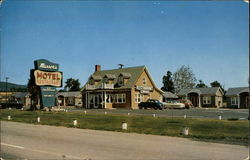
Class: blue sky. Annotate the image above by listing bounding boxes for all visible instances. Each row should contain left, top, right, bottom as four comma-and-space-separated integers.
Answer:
0, 1, 249, 90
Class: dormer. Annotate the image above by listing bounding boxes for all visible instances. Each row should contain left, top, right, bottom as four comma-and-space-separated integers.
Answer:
103, 74, 116, 84
89, 75, 102, 85
118, 72, 131, 86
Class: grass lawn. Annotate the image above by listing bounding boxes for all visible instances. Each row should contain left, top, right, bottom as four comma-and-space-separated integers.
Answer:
1, 109, 249, 146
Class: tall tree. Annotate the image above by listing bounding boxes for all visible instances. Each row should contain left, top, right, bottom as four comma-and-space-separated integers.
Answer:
210, 80, 225, 93
196, 80, 207, 88
27, 78, 40, 110
173, 65, 197, 93
161, 71, 175, 93
64, 78, 81, 91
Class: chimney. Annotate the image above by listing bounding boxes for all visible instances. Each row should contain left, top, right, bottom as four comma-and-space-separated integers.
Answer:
95, 65, 101, 72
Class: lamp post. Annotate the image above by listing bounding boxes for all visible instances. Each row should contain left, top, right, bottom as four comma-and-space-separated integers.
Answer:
5, 77, 9, 105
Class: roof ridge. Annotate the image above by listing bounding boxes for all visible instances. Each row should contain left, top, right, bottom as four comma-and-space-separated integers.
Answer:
95, 65, 145, 72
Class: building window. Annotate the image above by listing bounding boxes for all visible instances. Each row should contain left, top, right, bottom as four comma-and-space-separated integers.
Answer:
135, 93, 143, 103
117, 94, 126, 103
231, 96, 238, 105
118, 76, 123, 86
142, 78, 147, 86
203, 96, 211, 104
89, 79, 94, 85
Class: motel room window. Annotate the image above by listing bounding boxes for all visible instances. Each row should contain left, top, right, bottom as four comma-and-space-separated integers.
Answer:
135, 93, 143, 103
231, 97, 238, 105
203, 96, 211, 104
142, 78, 147, 86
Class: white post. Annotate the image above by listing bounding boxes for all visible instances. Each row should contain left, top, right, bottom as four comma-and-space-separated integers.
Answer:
184, 115, 187, 119
219, 115, 222, 120
128, 113, 130, 116
73, 120, 77, 126
182, 127, 189, 135
37, 117, 40, 123
104, 91, 107, 109
105, 111, 107, 115
8, 115, 11, 120
153, 114, 156, 118
122, 122, 127, 130
84, 110, 87, 114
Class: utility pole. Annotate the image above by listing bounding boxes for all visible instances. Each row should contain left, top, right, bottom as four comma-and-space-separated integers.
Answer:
5, 77, 8, 104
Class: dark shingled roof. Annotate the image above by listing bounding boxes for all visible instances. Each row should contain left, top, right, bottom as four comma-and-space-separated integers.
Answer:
177, 87, 222, 96
226, 87, 249, 96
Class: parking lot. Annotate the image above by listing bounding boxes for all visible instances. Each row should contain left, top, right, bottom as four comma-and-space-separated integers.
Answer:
69, 108, 249, 120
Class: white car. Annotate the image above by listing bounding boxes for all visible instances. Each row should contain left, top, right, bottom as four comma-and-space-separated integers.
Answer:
163, 101, 185, 109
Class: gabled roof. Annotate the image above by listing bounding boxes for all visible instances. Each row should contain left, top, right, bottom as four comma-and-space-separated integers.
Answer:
90, 75, 102, 80
83, 66, 145, 90
226, 87, 249, 96
119, 72, 131, 78
163, 92, 178, 98
104, 74, 116, 79
178, 87, 223, 96
57, 91, 81, 97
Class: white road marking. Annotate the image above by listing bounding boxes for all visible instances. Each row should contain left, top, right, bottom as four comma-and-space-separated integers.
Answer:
1, 143, 24, 149
1, 142, 84, 159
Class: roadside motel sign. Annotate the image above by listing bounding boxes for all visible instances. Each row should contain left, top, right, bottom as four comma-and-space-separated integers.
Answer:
30, 59, 63, 108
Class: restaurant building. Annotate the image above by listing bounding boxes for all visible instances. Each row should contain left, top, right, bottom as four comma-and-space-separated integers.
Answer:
82, 65, 163, 109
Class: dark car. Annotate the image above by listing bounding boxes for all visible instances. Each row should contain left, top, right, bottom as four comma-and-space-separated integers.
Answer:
0, 101, 23, 109
139, 99, 164, 110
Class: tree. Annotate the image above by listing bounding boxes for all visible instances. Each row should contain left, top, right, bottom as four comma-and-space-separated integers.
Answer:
27, 78, 40, 110
173, 65, 197, 93
161, 71, 175, 93
196, 80, 207, 88
210, 80, 225, 93
64, 78, 81, 91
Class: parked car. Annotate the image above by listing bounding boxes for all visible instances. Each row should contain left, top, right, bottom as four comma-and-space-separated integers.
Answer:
0, 100, 23, 109
139, 99, 164, 110
178, 99, 193, 109
164, 100, 185, 109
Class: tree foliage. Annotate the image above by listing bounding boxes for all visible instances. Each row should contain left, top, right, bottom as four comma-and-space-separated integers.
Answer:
196, 80, 207, 88
64, 78, 81, 91
161, 71, 175, 93
210, 80, 225, 93
173, 65, 197, 93
27, 78, 40, 110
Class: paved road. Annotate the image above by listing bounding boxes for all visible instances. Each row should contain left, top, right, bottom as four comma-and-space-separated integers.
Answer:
1, 121, 248, 160
69, 108, 249, 120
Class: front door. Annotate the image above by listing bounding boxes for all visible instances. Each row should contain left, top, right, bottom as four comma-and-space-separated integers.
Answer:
188, 93, 199, 107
